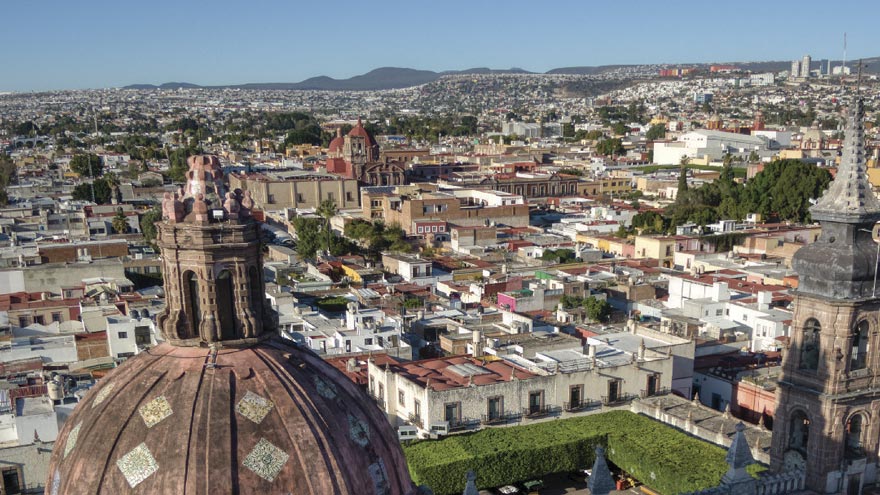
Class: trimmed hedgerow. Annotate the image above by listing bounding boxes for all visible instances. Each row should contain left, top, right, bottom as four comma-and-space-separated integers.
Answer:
404, 410, 753, 495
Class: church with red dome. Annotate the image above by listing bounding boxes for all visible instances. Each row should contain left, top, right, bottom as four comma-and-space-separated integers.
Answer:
326, 118, 408, 187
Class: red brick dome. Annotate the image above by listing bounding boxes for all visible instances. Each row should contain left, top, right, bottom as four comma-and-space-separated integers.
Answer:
348, 118, 376, 147
46, 341, 419, 494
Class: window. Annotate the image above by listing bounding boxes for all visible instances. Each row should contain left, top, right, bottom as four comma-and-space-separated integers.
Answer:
369, 376, 375, 395
851, 321, 869, 371
118, 331, 128, 339
296, 193, 304, 203
346, 192, 354, 202
800, 318, 821, 371
34, 315, 45, 325
364, 338, 373, 346
789, 411, 810, 453
418, 226, 423, 233
607, 379, 620, 403
267, 194, 275, 204
444, 402, 461, 423
646, 374, 660, 397
845, 414, 865, 458
487, 396, 503, 420
2, 467, 21, 494
528, 390, 544, 414
413, 399, 422, 422
398, 390, 406, 407
18, 317, 28, 328
568, 385, 583, 409
52, 312, 62, 323
716, 309, 723, 316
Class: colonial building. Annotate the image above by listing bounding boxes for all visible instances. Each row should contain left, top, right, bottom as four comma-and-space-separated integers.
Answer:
228, 170, 360, 210
770, 99, 880, 494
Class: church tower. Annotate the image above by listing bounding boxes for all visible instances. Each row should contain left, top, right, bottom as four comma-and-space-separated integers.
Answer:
155, 155, 271, 344
770, 99, 880, 494
46, 155, 422, 494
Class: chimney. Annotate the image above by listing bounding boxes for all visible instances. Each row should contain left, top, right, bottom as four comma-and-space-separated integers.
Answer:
472, 329, 482, 357
638, 338, 646, 361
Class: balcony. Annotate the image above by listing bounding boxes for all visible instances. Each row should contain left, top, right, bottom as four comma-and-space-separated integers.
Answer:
640, 387, 671, 399
481, 412, 522, 426
522, 404, 559, 419
448, 418, 480, 432
408, 414, 423, 429
601, 393, 638, 407
370, 394, 385, 410
564, 399, 601, 412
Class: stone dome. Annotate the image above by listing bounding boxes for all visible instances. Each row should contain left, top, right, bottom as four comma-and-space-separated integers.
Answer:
329, 128, 345, 153
46, 340, 419, 494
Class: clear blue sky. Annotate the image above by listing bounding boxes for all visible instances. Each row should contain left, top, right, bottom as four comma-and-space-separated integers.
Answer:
2, 0, 878, 92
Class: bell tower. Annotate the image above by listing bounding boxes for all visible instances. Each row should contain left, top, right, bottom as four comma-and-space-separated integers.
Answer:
155, 155, 273, 345
771, 99, 880, 494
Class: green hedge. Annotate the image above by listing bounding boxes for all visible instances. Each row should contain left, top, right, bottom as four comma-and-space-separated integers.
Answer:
404, 410, 748, 495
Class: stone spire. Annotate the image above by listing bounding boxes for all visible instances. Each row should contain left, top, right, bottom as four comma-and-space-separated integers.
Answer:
791, 97, 880, 300
587, 446, 616, 495
721, 423, 756, 486
810, 98, 880, 224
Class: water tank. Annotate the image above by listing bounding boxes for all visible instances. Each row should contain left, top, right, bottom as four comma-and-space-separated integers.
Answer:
47, 380, 63, 401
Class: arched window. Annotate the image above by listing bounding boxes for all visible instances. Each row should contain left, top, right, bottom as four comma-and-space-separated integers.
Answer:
788, 410, 810, 453
215, 270, 237, 340
249, 266, 262, 320
799, 318, 821, 371
845, 414, 865, 458
183, 271, 200, 338
851, 321, 869, 371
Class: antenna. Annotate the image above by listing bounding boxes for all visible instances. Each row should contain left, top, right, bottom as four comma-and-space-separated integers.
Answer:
843, 32, 847, 77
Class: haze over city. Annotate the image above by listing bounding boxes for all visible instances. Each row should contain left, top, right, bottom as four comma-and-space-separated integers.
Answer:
3, 0, 880, 91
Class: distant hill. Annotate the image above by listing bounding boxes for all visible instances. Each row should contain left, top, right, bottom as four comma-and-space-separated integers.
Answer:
122, 58, 880, 91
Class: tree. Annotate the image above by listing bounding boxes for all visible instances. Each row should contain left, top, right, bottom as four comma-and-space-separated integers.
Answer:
112, 208, 129, 234
0, 155, 16, 206
293, 217, 323, 259
69, 154, 103, 178
596, 138, 624, 156
610, 123, 628, 136
646, 124, 666, 141
584, 297, 611, 322
72, 177, 112, 204
317, 198, 338, 254
140, 208, 162, 244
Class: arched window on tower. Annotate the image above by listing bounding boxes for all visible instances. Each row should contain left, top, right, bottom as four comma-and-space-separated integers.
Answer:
215, 270, 237, 340
788, 410, 810, 453
851, 321, 869, 371
248, 266, 262, 320
799, 318, 821, 371
183, 271, 200, 338
845, 414, 865, 458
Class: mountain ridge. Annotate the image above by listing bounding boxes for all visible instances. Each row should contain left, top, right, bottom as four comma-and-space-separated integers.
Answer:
124, 58, 880, 91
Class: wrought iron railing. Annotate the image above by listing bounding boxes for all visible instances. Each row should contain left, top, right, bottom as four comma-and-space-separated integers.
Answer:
564, 399, 601, 412
601, 393, 638, 406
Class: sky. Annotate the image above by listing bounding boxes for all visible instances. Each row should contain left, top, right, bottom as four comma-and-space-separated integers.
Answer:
2, 0, 880, 92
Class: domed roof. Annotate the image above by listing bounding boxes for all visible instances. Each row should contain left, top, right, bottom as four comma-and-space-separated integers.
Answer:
329, 128, 345, 153
47, 341, 418, 494
348, 118, 376, 147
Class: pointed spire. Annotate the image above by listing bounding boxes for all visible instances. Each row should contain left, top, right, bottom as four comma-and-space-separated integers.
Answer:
462, 470, 479, 495
721, 422, 756, 485
587, 446, 617, 495
811, 97, 880, 223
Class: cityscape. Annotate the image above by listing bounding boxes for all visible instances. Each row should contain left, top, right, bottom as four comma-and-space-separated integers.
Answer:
3, 3, 880, 495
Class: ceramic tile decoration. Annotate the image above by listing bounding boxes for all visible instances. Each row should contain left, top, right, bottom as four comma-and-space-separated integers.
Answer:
314, 375, 338, 400
348, 413, 370, 448
235, 391, 274, 424
63, 422, 82, 458
50, 469, 61, 495
243, 438, 289, 482
116, 443, 158, 488
92, 383, 116, 408
139, 396, 173, 428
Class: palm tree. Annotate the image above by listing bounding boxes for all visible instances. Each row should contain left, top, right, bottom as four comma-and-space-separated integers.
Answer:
317, 198, 338, 255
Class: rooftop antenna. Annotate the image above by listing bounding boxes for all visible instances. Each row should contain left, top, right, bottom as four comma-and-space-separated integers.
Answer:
843, 33, 847, 78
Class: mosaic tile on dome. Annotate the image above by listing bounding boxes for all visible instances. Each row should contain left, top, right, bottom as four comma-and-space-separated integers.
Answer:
235, 391, 274, 424
243, 438, 289, 482
63, 422, 82, 458
139, 396, 173, 428
116, 443, 158, 488
92, 383, 116, 408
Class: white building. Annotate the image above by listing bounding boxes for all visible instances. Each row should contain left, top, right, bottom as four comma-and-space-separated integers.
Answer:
106, 315, 159, 360
653, 130, 768, 165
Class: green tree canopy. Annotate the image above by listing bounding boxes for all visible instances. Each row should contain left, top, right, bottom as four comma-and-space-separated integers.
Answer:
112, 208, 129, 234
70, 154, 103, 177
596, 138, 624, 156
646, 124, 666, 141
72, 177, 113, 204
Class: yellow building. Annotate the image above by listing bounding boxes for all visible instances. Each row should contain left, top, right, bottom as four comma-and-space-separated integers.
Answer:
634, 235, 677, 267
